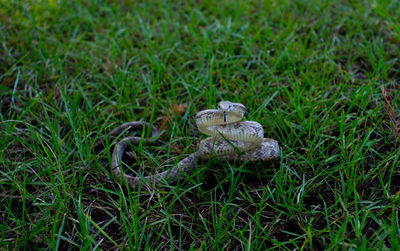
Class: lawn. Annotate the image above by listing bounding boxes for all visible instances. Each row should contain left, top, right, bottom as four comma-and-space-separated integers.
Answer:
1, 0, 400, 249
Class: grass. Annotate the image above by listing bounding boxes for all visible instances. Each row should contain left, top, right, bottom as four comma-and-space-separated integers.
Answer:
1, 0, 400, 249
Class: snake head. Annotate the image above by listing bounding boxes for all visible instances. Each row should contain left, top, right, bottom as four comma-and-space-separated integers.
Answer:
218, 101, 246, 122
218, 101, 245, 112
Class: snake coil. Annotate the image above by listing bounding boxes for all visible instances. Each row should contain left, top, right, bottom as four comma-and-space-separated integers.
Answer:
111, 101, 280, 187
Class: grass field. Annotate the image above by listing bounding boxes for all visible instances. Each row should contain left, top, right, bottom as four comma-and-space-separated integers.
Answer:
1, 0, 400, 249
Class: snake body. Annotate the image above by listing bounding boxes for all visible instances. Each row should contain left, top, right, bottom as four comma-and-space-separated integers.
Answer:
112, 101, 280, 187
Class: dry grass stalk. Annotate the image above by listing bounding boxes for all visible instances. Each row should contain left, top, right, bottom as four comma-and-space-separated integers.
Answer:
381, 85, 400, 148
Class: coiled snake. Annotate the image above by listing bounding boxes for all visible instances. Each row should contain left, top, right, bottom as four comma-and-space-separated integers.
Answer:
111, 101, 280, 187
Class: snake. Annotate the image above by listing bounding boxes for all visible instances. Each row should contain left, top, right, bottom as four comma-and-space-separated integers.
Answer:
111, 101, 280, 187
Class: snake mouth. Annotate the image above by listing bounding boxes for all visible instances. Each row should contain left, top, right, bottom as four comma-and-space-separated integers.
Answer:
223, 111, 226, 123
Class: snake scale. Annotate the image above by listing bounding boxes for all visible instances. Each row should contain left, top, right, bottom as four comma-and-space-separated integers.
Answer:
111, 101, 280, 187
